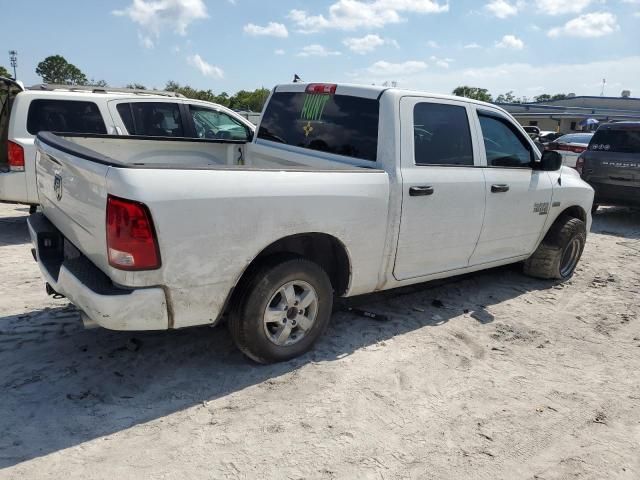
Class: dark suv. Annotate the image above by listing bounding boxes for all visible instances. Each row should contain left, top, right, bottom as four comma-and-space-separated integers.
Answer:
576, 122, 640, 213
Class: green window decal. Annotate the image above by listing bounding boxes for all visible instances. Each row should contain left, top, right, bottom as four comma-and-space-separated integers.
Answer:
300, 94, 330, 122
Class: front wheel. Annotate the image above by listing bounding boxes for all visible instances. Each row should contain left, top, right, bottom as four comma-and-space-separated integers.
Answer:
524, 215, 586, 280
229, 257, 333, 363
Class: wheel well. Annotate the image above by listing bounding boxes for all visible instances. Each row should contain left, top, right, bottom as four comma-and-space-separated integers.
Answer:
240, 233, 351, 296
559, 205, 587, 222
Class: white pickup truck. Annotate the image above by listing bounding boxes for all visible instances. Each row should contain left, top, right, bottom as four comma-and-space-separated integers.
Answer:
28, 82, 594, 363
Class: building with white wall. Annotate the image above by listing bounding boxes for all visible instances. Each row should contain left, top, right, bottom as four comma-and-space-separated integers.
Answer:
497, 94, 640, 133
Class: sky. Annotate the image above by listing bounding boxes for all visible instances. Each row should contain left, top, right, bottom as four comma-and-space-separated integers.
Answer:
2, 0, 639, 99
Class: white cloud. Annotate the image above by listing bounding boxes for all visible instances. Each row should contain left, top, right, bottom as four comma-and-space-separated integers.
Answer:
430, 55, 453, 68
463, 42, 481, 49
138, 32, 155, 48
548, 12, 619, 38
348, 56, 640, 99
343, 34, 397, 53
367, 60, 428, 75
534, 0, 592, 15
187, 54, 224, 78
288, 0, 449, 32
483, 0, 594, 19
243, 22, 289, 38
113, 0, 208, 41
426, 40, 439, 48
496, 34, 524, 49
485, 0, 518, 19
274, 49, 286, 55
297, 44, 342, 57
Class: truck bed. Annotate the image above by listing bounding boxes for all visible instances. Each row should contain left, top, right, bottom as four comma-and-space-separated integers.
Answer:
38, 132, 373, 171
33, 131, 390, 330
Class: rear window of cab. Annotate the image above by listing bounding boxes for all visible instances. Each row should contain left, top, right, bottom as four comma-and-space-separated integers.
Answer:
258, 91, 379, 162
590, 127, 640, 154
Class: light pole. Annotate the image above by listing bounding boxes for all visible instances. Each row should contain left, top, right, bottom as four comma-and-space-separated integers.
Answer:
9, 50, 17, 79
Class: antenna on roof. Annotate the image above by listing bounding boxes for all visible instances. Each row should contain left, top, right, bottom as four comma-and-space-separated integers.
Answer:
293, 74, 302, 83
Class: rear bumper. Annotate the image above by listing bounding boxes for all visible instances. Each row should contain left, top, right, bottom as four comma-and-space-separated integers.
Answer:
588, 181, 640, 207
27, 213, 169, 331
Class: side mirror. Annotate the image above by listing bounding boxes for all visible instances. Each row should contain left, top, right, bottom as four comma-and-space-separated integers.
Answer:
536, 150, 562, 171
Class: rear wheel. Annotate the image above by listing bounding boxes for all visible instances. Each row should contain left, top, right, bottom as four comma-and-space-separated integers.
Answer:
524, 215, 586, 280
229, 257, 333, 363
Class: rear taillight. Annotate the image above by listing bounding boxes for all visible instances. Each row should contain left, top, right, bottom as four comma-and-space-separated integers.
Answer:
106, 195, 160, 270
8, 141, 25, 172
305, 83, 337, 94
575, 155, 585, 175
554, 143, 587, 154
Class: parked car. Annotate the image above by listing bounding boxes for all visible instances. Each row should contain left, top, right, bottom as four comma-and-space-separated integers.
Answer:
28, 82, 594, 363
523, 126, 540, 136
576, 121, 640, 213
539, 131, 563, 143
0, 77, 254, 210
546, 132, 594, 168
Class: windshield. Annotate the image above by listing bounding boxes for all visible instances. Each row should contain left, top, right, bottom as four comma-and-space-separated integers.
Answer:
258, 91, 379, 162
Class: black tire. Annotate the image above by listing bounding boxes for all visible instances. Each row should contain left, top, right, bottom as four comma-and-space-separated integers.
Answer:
591, 203, 599, 214
228, 257, 333, 364
524, 215, 586, 280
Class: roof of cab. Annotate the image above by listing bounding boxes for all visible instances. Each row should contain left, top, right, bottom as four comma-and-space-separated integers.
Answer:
274, 82, 507, 111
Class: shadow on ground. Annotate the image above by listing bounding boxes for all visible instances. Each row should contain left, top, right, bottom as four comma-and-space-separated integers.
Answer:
0, 215, 30, 246
0, 263, 557, 468
591, 206, 640, 240
0, 207, 636, 468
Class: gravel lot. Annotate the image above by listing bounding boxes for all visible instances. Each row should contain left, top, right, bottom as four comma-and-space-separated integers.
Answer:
1, 202, 639, 480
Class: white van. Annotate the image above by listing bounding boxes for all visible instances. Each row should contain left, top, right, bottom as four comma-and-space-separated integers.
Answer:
0, 78, 255, 210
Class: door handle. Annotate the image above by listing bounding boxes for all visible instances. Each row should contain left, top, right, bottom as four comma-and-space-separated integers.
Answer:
409, 186, 434, 197
491, 184, 510, 193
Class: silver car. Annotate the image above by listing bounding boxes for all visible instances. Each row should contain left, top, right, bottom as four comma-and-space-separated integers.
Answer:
547, 133, 594, 168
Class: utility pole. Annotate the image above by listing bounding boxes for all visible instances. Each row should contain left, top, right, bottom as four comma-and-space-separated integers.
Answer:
600, 78, 606, 97
9, 50, 17, 79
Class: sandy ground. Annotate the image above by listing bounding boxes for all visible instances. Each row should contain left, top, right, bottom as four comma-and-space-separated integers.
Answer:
0, 202, 639, 480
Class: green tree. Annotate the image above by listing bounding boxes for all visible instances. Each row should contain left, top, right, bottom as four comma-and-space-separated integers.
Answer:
88, 79, 107, 87
495, 91, 518, 103
228, 88, 270, 111
126, 83, 147, 90
35, 55, 88, 85
163, 82, 269, 110
534, 94, 552, 102
452, 86, 493, 102
0, 65, 12, 79
534, 93, 568, 103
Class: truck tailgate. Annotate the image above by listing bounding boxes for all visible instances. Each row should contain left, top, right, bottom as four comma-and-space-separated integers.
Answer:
35, 135, 111, 273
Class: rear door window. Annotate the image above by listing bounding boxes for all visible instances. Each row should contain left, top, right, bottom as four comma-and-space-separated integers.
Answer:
116, 102, 184, 137
27, 100, 107, 135
589, 128, 640, 154
258, 91, 379, 162
413, 102, 474, 166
